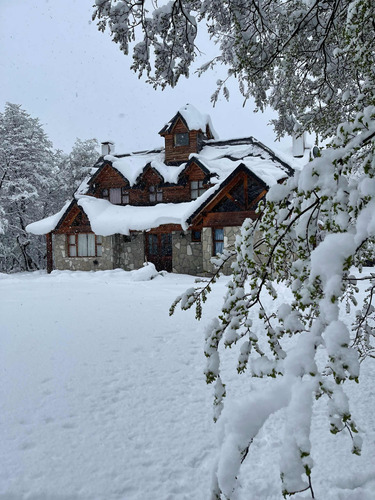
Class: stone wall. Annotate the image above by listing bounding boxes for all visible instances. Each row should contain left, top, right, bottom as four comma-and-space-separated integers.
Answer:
53, 233, 114, 271
202, 226, 240, 275
113, 232, 145, 271
172, 231, 203, 275
53, 226, 254, 275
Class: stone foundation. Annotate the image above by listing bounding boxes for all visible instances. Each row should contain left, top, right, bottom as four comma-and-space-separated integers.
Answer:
53, 226, 247, 275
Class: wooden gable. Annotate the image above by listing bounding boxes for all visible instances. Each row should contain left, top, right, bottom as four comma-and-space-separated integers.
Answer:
141, 165, 164, 186
189, 167, 267, 228
180, 160, 210, 182
89, 163, 129, 194
160, 115, 201, 165
54, 202, 92, 234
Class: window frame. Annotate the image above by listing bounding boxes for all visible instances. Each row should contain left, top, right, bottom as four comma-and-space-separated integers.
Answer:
212, 228, 224, 255
191, 229, 202, 242
190, 180, 206, 199
67, 233, 103, 258
149, 185, 163, 203
174, 132, 189, 147
121, 187, 130, 204
102, 187, 129, 205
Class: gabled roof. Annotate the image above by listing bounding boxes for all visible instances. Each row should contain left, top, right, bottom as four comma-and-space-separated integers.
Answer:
177, 157, 212, 182
159, 103, 217, 139
26, 134, 294, 236
80, 136, 292, 193
185, 163, 267, 225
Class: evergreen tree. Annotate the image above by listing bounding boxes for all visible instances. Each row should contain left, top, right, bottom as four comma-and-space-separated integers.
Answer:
62, 138, 99, 196
95, 1, 375, 497
0, 103, 56, 272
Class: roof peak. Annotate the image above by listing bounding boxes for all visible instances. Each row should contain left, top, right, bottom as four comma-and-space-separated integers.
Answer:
159, 104, 218, 139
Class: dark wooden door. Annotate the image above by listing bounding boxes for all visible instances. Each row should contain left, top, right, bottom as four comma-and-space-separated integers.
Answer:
146, 233, 172, 272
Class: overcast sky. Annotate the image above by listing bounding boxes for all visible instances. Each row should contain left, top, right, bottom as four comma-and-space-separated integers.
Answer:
1, 0, 291, 155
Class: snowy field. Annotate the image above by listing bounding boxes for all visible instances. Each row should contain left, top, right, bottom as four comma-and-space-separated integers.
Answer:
0, 269, 374, 500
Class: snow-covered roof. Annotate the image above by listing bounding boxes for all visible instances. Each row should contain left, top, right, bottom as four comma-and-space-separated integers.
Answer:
26, 200, 72, 235
76, 188, 220, 235
159, 103, 218, 139
26, 136, 293, 236
85, 137, 292, 190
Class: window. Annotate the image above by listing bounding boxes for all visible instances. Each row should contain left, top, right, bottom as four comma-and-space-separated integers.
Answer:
67, 234, 102, 257
191, 230, 201, 242
149, 186, 163, 203
148, 234, 158, 255
102, 188, 129, 205
190, 180, 206, 199
121, 188, 130, 204
213, 228, 224, 255
174, 133, 189, 147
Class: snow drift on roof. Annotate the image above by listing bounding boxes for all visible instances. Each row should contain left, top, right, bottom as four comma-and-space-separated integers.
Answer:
26, 200, 71, 235
81, 137, 289, 193
26, 135, 292, 236
161, 103, 218, 139
76, 188, 219, 235
178, 103, 218, 139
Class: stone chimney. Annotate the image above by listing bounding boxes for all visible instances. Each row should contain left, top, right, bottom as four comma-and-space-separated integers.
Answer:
101, 141, 115, 156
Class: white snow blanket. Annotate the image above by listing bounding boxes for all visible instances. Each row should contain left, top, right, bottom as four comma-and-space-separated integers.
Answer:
0, 270, 374, 499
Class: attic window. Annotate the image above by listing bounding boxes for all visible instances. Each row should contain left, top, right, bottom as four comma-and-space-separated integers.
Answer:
191, 180, 206, 199
174, 133, 189, 147
102, 188, 129, 205
149, 186, 163, 203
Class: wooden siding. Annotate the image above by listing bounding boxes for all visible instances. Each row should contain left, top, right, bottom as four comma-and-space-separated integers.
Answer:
202, 211, 259, 227
89, 161, 212, 206
91, 164, 129, 190
163, 119, 201, 164
146, 224, 182, 233
182, 162, 208, 181
54, 204, 92, 234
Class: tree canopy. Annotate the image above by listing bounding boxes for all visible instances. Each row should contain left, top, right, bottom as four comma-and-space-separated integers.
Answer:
0, 103, 99, 273
93, 0, 375, 137
94, 1, 375, 498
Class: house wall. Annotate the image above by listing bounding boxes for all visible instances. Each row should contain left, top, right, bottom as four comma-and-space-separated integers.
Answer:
53, 234, 114, 271
113, 233, 145, 271
202, 226, 240, 275
172, 231, 203, 275
91, 162, 210, 206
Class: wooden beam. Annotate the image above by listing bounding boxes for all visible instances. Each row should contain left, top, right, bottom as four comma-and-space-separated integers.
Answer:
244, 175, 248, 208
203, 211, 259, 227
46, 232, 53, 274
225, 191, 246, 211
249, 189, 267, 209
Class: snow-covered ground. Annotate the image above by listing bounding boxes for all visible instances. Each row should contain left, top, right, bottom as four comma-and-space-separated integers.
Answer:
0, 270, 374, 499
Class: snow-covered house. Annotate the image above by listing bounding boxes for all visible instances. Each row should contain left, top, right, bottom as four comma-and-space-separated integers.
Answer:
27, 104, 294, 275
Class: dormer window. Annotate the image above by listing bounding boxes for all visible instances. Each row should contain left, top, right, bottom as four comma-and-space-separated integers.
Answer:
102, 187, 129, 205
191, 180, 206, 199
174, 133, 189, 147
149, 186, 163, 203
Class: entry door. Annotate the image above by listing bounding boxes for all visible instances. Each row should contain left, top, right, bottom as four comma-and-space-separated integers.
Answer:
146, 233, 172, 272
